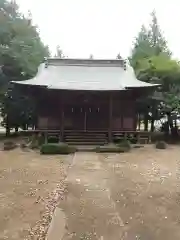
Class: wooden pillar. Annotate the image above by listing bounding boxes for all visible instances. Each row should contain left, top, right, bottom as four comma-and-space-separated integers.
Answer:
108, 93, 113, 143
61, 99, 64, 142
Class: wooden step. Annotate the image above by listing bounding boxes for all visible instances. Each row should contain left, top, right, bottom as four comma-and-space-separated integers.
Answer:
65, 138, 106, 141
63, 131, 108, 145
66, 142, 106, 146
64, 133, 106, 137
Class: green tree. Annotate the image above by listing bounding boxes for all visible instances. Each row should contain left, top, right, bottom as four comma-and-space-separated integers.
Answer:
137, 55, 180, 133
129, 11, 179, 134
129, 11, 171, 70
0, 0, 49, 135
148, 11, 171, 56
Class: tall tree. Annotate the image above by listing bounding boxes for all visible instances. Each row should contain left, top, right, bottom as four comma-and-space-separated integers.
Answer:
148, 10, 171, 56
129, 25, 153, 69
129, 11, 171, 70
129, 10, 178, 134
0, 0, 49, 135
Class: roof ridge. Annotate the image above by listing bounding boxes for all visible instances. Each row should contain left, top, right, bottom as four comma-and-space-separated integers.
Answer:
45, 58, 127, 69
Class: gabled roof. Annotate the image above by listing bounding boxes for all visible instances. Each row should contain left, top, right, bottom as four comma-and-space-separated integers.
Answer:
12, 58, 159, 91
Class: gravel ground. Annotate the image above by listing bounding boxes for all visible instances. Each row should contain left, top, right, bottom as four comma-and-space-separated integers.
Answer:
1, 145, 180, 239
0, 149, 72, 240
59, 146, 180, 240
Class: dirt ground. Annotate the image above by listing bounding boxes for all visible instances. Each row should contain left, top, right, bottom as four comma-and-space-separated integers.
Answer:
1, 146, 180, 240
0, 149, 71, 240
59, 146, 180, 240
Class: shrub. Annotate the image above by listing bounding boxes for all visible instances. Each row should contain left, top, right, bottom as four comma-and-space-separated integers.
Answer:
117, 140, 131, 152
113, 136, 122, 144
40, 143, 77, 155
155, 141, 167, 149
48, 136, 59, 143
3, 141, 17, 151
95, 143, 130, 153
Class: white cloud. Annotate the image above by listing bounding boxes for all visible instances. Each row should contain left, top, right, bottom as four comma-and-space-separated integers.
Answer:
16, 0, 180, 59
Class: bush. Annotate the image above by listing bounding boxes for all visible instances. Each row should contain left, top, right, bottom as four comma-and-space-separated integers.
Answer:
40, 143, 77, 155
113, 136, 122, 144
95, 147, 126, 153
155, 141, 167, 149
3, 141, 17, 151
117, 140, 131, 152
95, 143, 130, 153
48, 136, 59, 143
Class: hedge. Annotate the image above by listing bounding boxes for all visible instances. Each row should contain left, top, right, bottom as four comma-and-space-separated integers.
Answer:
95, 144, 131, 153
40, 143, 77, 155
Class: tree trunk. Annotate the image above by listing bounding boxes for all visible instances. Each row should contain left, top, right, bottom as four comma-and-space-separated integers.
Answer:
151, 118, 155, 132
22, 124, 27, 130
167, 112, 173, 133
5, 116, 10, 137
138, 114, 141, 130
175, 119, 177, 128
6, 125, 10, 137
144, 113, 149, 131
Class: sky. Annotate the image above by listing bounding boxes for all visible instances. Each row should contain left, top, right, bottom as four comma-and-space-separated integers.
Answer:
16, 0, 180, 59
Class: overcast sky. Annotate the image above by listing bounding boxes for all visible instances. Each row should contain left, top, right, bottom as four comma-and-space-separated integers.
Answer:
16, 0, 179, 59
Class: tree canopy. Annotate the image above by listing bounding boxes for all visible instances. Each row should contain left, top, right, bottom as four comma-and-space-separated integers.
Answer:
129, 10, 180, 134
129, 10, 171, 69
0, 0, 49, 134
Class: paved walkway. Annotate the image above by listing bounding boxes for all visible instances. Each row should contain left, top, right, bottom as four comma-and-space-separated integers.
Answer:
48, 148, 180, 240
59, 152, 126, 240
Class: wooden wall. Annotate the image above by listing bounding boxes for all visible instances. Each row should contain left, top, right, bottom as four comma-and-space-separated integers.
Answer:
36, 90, 137, 131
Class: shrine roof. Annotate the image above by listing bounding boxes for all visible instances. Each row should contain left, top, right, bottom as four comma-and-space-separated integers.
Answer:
12, 58, 159, 91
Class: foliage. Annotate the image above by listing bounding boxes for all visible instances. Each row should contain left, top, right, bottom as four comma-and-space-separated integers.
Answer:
0, 0, 49, 135
48, 136, 59, 143
117, 140, 131, 151
155, 141, 167, 149
95, 143, 131, 153
40, 143, 77, 155
129, 10, 180, 133
129, 11, 171, 69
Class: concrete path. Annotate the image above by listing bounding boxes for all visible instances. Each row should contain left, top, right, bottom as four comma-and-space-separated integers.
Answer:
47, 148, 180, 240
59, 152, 126, 240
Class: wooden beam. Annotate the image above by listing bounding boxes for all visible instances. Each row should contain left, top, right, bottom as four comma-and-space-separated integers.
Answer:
108, 93, 113, 142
